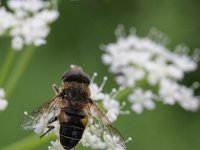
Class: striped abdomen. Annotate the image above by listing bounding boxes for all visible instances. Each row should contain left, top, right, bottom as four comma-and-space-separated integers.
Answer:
59, 109, 88, 150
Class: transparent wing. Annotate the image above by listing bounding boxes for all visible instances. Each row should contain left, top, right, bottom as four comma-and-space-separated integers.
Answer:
20, 95, 62, 130
89, 100, 126, 150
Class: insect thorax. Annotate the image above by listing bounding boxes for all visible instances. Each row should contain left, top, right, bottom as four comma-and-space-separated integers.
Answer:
62, 82, 90, 103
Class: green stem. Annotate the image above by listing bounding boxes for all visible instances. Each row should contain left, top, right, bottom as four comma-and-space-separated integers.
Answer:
5, 47, 35, 98
116, 87, 133, 100
0, 49, 16, 86
1, 134, 56, 150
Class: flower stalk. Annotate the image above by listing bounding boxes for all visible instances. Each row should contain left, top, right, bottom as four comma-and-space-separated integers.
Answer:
1, 134, 56, 150
5, 46, 35, 98
0, 49, 16, 86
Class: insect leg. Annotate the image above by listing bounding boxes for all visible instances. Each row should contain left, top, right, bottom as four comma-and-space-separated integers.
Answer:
48, 108, 58, 124
48, 116, 58, 124
40, 126, 55, 138
52, 84, 60, 94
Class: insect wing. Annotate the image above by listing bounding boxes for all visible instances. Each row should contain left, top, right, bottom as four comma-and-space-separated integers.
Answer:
89, 101, 126, 150
20, 95, 62, 130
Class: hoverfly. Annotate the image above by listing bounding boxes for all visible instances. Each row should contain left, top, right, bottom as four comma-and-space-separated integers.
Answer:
20, 66, 126, 150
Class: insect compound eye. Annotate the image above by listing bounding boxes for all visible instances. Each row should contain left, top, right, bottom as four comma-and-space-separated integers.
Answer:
62, 66, 90, 85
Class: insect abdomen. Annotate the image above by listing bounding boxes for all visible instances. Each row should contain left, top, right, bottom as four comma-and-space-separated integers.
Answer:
60, 114, 87, 150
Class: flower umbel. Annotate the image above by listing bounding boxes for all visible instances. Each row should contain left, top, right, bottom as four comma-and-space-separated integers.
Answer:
102, 25, 200, 113
81, 73, 129, 149
0, 0, 59, 50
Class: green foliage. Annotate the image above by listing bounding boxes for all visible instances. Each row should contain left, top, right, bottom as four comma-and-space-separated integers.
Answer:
0, 0, 200, 150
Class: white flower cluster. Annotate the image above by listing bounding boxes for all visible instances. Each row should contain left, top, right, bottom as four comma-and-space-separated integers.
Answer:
128, 88, 155, 114
81, 119, 107, 149
82, 121, 129, 150
48, 140, 65, 150
81, 73, 128, 149
0, 0, 59, 50
0, 88, 8, 111
102, 26, 200, 113
90, 73, 127, 122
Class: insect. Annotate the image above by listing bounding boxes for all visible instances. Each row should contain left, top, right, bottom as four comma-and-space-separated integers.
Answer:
20, 66, 126, 150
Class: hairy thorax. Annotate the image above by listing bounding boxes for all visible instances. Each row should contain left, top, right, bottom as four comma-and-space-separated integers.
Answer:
60, 82, 91, 110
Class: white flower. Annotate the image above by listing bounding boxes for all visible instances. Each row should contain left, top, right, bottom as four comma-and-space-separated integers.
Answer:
176, 85, 199, 111
102, 27, 198, 83
0, 0, 59, 50
159, 79, 199, 111
11, 36, 24, 50
115, 66, 145, 87
90, 73, 127, 122
128, 88, 155, 114
0, 99, 8, 111
158, 79, 180, 105
0, 8, 16, 35
89, 73, 107, 101
172, 55, 197, 72
81, 126, 106, 149
90, 83, 105, 101
103, 94, 121, 122
48, 140, 64, 150
104, 133, 126, 150
102, 26, 200, 113
0, 88, 8, 111
8, 0, 45, 13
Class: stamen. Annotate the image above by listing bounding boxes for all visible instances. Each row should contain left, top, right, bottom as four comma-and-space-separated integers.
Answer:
24, 111, 35, 119
120, 110, 130, 115
99, 76, 108, 91
120, 102, 126, 109
111, 86, 124, 98
112, 92, 120, 99
125, 137, 132, 143
70, 64, 75, 69
24, 111, 28, 115
119, 102, 130, 115
115, 24, 125, 38
109, 88, 117, 97
119, 86, 126, 91
129, 27, 137, 35
91, 72, 98, 83
148, 27, 170, 45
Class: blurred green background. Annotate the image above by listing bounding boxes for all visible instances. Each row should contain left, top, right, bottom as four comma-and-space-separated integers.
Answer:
0, 0, 200, 150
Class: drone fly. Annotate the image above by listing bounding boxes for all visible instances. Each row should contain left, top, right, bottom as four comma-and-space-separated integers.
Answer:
20, 66, 126, 150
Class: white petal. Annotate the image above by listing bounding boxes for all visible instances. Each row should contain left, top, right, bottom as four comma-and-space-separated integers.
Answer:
0, 99, 8, 111
0, 89, 5, 97
131, 103, 143, 114
144, 100, 155, 110
11, 36, 24, 50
